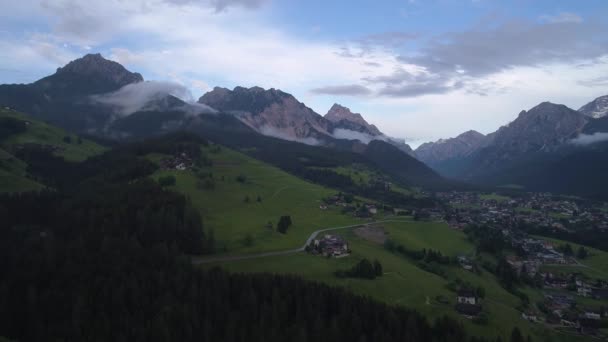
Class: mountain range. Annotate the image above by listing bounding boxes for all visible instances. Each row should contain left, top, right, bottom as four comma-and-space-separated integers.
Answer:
415, 96, 608, 198
2, 53, 607, 198
0, 53, 439, 187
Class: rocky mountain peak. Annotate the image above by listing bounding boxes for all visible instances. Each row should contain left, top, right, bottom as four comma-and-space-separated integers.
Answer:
325, 103, 381, 136
415, 130, 488, 166
54, 53, 143, 86
198, 86, 331, 141
578, 95, 608, 119
198, 86, 295, 114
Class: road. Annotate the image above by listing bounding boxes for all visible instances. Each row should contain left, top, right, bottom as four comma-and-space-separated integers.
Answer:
191, 219, 411, 265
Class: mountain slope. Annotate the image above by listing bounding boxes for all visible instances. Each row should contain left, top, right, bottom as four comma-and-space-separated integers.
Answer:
415, 130, 488, 169
579, 94, 608, 119
199, 86, 332, 142
325, 103, 382, 136
0, 54, 143, 132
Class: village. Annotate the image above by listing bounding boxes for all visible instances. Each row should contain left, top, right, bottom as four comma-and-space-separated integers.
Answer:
314, 190, 608, 337
438, 191, 608, 336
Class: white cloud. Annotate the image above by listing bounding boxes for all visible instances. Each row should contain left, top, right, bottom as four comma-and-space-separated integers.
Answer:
540, 12, 583, 24
1, 1, 608, 146
570, 132, 608, 146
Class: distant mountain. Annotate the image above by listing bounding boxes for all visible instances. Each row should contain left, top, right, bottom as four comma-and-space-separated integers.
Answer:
0, 53, 144, 131
0, 54, 442, 189
579, 95, 608, 119
421, 100, 608, 198
325, 103, 382, 136
199, 86, 332, 142
34, 53, 143, 97
415, 130, 489, 168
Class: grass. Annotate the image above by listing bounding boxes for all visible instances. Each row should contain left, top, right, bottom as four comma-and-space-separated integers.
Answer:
0, 109, 106, 162
0, 109, 106, 193
151, 145, 363, 254
479, 193, 510, 202
310, 164, 418, 197
383, 220, 475, 256
0, 168, 44, 193
209, 221, 586, 341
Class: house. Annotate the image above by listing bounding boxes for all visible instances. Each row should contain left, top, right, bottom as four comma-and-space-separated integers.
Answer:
521, 311, 538, 323
457, 289, 478, 305
592, 288, 608, 300
457, 256, 473, 271
583, 309, 601, 320
455, 303, 482, 318
578, 317, 601, 335
312, 234, 349, 257
560, 312, 578, 327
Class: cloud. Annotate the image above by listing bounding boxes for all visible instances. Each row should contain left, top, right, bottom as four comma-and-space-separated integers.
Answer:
578, 75, 608, 88
570, 132, 608, 146
401, 17, 608, 79
340, 16, 608, 99
310, 84, 372, 96
332, 128, 377, 144
163, 0, 269, 12
259, 126, 320, 146
540, 12, 583, 24
358, 31, 418, 48
90, 80, 216, 115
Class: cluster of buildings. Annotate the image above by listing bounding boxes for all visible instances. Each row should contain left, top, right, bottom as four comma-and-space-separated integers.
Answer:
439, 192, 608, 233
308, 234, 349, 257
159, 152, 195, 171
538, 293, 605, 336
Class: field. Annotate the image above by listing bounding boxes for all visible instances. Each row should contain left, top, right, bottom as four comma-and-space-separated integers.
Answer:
151, 145, 364, 254
0, 109, 105, 193
311, 164, 417, 197
210, 220, 591, 341
479, 193, 511, 202
0, 109, 106, 162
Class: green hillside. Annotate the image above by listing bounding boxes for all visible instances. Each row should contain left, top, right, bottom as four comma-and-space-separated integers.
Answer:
0, 108, 105, 162
0, 108, 106, 193
150, 144, 367, 254
210, 220, 600, 342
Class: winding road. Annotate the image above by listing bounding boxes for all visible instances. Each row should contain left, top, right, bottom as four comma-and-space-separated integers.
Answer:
191, 219, 411, 265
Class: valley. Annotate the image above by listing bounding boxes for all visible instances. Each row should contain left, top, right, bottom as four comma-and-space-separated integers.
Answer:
1, 52, 608, 342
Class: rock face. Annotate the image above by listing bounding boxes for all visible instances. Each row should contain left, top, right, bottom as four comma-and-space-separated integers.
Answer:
199, 86, 332, 141
325, 103, 382, 136
578, 95, 608, 119
415, 130, 488, 166
34, 53, 143, 96
488, 102, 587, 157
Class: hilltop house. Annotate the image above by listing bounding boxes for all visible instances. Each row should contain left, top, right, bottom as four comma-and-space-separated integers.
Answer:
457, 289, 478, 305
455, 289, 482, 318
311, 234, 349, 257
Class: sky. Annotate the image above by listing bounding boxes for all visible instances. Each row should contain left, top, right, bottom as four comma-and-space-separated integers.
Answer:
1, 0, 608, 147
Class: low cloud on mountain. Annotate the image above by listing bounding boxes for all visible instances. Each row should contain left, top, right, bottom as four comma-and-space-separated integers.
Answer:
90, 81, 216, 115
259, 126, 321, 146
570, 132, 608, 146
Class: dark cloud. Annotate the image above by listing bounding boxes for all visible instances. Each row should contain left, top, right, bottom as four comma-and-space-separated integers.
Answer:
357, 17, 608, 98
379, 80, 463, 97
363, 68, 460, 98
163, 0, 268, 12
401, 18, 608, 78
310, 84, 372, 96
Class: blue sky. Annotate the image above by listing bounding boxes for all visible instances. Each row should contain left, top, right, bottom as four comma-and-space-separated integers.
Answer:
1, 0, 608, 146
